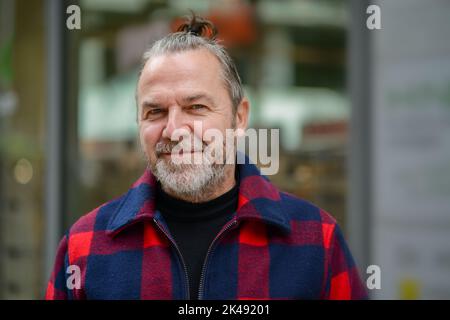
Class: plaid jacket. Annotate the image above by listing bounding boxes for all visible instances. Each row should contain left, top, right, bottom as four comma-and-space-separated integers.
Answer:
46, 161, 367, 300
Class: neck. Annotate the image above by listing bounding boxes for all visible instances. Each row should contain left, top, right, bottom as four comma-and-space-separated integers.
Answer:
161, 164, 236, 203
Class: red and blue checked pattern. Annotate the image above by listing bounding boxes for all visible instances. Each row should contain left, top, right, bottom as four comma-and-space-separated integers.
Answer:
46, 161, 367, 300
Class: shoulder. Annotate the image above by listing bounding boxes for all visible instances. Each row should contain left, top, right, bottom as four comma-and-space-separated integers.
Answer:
278, 191, 337, 225
275, 190, 342, 250
58, 195, 127, 267
67, 194, 126, 236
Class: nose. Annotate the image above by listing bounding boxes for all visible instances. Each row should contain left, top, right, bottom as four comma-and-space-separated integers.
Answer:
161, 107, 190, 141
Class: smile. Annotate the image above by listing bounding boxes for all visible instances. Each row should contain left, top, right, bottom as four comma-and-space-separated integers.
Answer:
161, 150, 202, 156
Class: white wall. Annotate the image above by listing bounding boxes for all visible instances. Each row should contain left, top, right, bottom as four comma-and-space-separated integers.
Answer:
370, 0, 450, 299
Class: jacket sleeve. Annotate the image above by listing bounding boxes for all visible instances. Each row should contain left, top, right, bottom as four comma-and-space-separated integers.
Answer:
45, 235, 70, 300
323, 224, 368, 300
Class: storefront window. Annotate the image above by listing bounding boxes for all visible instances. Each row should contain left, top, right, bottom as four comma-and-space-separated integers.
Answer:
67, 0, 350, 230
0, 0, 351, 299
0, 0, 46, 299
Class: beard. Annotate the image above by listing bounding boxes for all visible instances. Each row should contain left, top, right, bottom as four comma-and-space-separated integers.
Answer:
152, 159, 227, 200
148, 139, 229, 202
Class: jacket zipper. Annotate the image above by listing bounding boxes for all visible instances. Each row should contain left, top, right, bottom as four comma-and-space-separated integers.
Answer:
198, 219, 239, 300
153, 217, 191, 300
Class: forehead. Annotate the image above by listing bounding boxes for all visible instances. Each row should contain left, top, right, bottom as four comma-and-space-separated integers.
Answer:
137, 48, 226, 102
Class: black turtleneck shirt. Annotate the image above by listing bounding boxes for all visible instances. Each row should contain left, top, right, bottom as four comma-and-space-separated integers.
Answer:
155, 183, 239, 299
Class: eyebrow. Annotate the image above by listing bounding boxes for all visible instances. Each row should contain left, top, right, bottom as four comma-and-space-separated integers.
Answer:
181, 94, 217, 108
140, 93, 217, 109
141, 101, 162, 109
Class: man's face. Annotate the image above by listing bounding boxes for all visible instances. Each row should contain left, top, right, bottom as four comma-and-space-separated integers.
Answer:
136, 48, 240, 197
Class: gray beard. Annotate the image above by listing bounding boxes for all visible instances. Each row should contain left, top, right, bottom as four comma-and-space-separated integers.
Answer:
150, 157, 227, 202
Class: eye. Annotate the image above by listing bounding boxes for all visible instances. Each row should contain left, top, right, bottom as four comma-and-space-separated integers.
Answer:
189, 104, 206, 110
149, 108, 162, 114
142, 108, 165, 121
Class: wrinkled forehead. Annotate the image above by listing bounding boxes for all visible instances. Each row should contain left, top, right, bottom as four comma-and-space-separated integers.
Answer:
137, 49, 224, 95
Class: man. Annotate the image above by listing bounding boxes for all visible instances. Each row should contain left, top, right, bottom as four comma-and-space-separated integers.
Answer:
46, 15, 367, 300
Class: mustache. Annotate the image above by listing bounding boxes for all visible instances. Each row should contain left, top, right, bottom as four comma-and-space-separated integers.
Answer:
155, 139, 207, 155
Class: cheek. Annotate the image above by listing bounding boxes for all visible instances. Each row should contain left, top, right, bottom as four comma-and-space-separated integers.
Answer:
202, 117, 231, 138
139, 124, 162, 152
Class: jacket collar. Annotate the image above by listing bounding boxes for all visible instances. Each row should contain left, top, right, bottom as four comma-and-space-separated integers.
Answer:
106, 159, 291, 237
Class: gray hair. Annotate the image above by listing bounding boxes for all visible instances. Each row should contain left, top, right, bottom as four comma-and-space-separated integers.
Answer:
136, 16, 244, 113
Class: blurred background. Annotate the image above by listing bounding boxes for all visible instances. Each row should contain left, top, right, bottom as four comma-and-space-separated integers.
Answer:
0, 0, 449, 299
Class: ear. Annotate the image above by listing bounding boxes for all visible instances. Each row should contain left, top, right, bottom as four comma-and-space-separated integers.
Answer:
234, 97, 250, 130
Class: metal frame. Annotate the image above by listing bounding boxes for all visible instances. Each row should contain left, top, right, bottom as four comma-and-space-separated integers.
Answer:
347, 0, 372, 283
44, 0, 64, 286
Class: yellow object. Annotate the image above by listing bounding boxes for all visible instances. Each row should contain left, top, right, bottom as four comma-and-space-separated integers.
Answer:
399, 277, 421, 300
